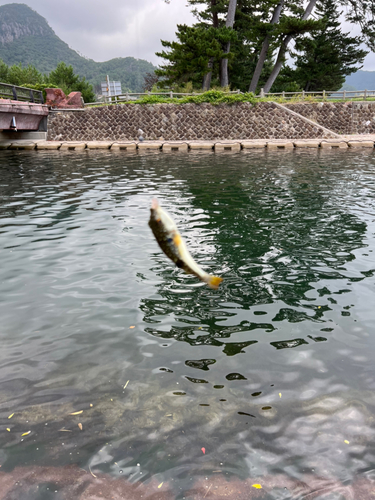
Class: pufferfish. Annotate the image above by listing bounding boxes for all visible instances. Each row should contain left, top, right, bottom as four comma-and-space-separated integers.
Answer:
148, 198, 223, 289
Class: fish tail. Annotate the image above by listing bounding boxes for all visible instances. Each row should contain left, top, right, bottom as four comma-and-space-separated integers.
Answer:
205, 275, 223, 289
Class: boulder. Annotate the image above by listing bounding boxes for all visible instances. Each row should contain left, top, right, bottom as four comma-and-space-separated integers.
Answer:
45, 88, 83, 109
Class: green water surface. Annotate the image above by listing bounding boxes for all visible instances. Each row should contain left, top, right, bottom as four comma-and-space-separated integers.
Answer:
0, 149, 375, 496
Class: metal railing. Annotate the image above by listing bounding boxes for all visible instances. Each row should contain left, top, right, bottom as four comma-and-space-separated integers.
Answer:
258, 89, 375, 100
84, 88, 375, 106
0, 82, 44, 104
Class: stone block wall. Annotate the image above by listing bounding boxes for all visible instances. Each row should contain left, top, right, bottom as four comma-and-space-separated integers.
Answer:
47, 102, 333, 142
286, 101, 375, 135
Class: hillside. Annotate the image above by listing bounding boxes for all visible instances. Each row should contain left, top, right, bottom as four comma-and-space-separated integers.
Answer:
0, 3, 156, 92
344, 70, 375, 91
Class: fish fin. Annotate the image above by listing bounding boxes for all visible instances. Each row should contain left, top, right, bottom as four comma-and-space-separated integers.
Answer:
206, 275, 223, 289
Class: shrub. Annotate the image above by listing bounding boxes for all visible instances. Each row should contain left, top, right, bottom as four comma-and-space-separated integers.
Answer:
119, 90, 257, 106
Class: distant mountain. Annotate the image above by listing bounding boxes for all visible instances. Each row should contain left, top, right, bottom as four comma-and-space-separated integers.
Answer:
0, 3, 157, 92
344, 70, 375, 91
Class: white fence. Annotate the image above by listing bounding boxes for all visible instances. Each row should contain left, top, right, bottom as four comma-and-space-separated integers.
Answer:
258, 89, 375, 100
84, 89, 375, 106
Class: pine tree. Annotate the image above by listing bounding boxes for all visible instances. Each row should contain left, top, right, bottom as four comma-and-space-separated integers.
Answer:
290, 0, 368, 91
158, 0, 375, 92
156, 24, 235, 89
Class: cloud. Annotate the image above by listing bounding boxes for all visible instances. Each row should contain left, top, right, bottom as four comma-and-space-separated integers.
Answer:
0, 0, 196, 65
1, 1, 375, 71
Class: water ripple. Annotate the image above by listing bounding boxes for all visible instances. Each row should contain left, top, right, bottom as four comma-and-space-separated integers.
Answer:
0, 150, 375, 491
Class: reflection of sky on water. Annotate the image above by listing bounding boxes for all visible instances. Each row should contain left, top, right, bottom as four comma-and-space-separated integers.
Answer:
0, 150, 375, 492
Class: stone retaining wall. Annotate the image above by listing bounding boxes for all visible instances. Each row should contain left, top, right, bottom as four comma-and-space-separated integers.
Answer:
47, 101, 375, 141
286, 101, 375, 135
47, 102, 334, 142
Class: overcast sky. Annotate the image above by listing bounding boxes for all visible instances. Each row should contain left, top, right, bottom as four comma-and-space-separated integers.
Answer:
1, 0, 375, 70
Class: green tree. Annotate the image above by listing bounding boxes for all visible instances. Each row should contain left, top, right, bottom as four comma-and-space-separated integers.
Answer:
161, 0, 375, 93
287, 0, 368, 91
156, 24, 235, 89
0, 59, 8, 82
250, 0, 375, 92
7, 62, 43, 86
48, 62, 95, 102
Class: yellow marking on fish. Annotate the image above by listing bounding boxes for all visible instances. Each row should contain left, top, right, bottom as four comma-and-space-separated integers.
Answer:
207, 276, 223, 289
173, 234, 182, 246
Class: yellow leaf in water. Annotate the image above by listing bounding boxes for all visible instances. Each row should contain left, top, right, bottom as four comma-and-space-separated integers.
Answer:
252, 484, 262, 489
123, 380, 129, 389
89, 466, 97, 478
279, 393, 282, 398
8, 413, 14, 419
78, 423, 83, 430
344, 440, 350, 444
21, 431, 31, 437
6, 428, 10, 432
129, 326, 135, 329
70, 411, 83, 415
158, 482, 163, 489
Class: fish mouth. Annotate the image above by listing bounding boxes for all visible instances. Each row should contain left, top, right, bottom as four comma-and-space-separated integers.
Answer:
151, 198, 159, 210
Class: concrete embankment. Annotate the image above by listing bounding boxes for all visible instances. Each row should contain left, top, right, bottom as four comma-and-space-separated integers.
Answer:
44, 101, 375, 143
46, 102, 336, 142
3, 101, 375, 147
1, 138, 375, 151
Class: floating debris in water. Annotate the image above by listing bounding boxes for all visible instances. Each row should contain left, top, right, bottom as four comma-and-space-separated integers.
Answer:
70, 411, 83, 415
8, 413, 14, 419
123, 380, 130, 389
21, 431, 31, 437
78, 423, 83, 431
